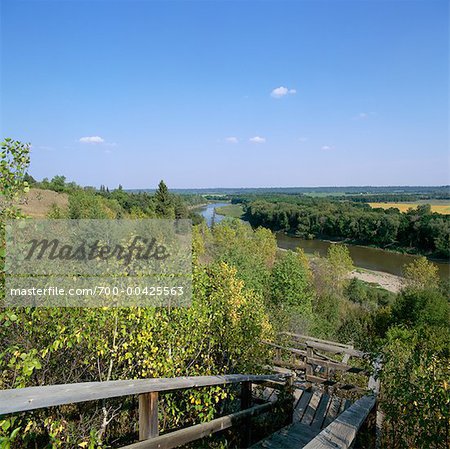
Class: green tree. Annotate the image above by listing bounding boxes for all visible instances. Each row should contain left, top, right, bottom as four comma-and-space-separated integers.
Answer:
155, 180, 175, 218
403, 256, 440, 290
271, 249, 313, 313
380, 326, 450, 449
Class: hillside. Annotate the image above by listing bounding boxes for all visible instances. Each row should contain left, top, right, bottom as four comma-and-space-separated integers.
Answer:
18, 188, 68, 218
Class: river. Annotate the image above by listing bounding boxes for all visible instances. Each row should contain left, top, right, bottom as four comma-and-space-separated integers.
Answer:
198, 202, 450, 279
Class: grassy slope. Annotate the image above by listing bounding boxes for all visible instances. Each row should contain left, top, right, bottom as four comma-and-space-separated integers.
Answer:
18, 188, 68, 217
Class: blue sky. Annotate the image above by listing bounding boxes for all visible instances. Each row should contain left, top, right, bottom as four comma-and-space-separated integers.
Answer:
1, 0, 448, 188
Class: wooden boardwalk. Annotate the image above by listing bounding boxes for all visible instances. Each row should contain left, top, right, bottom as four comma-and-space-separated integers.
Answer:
0, 334, 379, 449
251, 387, 353, 449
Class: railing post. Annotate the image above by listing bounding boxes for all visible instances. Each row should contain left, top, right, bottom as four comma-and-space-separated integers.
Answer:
286, 374, 294, 425
241, 381, 252, 447
306, 344, 314, 378
139, 392, 159, 440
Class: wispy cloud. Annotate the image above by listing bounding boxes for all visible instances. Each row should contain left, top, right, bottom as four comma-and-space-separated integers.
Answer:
353, 111, 376, 120
249, 136, 266, 144
321, 145, 334, 150
79, 136, 105, 144
270, 86, 297, 98
225, 136, 239, 144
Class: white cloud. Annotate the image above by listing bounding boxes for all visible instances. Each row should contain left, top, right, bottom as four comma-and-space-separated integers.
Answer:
270, 86, 297, 98
354, 111, 376, 120
249, 136, 266, 144
226, 136, 239, 144
79, 136, 105, 144
321, 145, 334, 150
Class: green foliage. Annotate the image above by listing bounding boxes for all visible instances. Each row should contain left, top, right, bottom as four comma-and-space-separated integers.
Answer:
345, 278, 396, 309
211, 220, 276, 297
326, 244, 354, 282
271, 249, 313, 312
0, 138, 30, 213
155, 180, 175, 218
0, 262, 272, 447
380, 326, 450, 449
403, 256, 440, 290
392, 288, 449, 329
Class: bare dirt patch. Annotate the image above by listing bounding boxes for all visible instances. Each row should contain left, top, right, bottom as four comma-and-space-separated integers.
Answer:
18, 188, 68, 218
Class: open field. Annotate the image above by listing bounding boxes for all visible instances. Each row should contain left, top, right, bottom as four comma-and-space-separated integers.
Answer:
215, 204, 245, 218
18, 188, 68, 217
369, 201, 450, 214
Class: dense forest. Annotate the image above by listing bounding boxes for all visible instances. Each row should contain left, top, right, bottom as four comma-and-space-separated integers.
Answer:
230, 195, 450, 258
1, 139, 449, 448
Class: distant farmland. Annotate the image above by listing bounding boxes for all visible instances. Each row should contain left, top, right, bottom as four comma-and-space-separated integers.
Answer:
369, 200, 450, 214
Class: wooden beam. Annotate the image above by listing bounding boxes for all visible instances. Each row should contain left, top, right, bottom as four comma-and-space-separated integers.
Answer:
281, 333, 354, 350
305, 341, 366, 358
121, 402, 274, 449
139, 392, 159, 440
0, 374, 288, 415
302, 395, 376, 449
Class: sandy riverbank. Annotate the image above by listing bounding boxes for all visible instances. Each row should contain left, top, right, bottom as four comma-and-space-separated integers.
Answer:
349, 269, 404, 293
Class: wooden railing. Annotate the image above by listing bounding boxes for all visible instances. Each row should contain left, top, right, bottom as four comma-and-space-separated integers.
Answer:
264, 333, 372, 392
0, 374, 293, 448
303, 394, 377, 449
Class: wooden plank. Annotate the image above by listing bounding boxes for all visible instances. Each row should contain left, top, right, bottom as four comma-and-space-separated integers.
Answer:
281, 333, 354, 350
311, 394, 331, 429
306, 341, 365, 358
0, 374, 288, 415
301, 391, 322, 426
263, 340, 308, 357
122, 401, 274, 449
293, 388, 304, 409
306, 357, 366, 375
293, 390, 312, 422
306, 346, 314, 376
139, 392, 158, 440
274, 360, 307, 371
339, 398, 352, 414
322, 396, 342, 428
250, 421, 321, 448
302, 395, 376, 449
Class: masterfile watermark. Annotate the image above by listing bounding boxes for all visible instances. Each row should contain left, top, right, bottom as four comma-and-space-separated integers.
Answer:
24, 236, 170, 265
5, 219, 192, 307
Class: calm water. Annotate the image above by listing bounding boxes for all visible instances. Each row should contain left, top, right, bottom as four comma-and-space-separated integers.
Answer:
200, 203, 450, 279
197, 202, 230, 227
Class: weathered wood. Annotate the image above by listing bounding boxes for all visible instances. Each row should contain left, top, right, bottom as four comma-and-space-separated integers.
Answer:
139, 392, 159, 440
293, 390, 312, 422
306, 346, 314, 377
306, 356, 366, 375
302, 391, 322, 426
306, 341, 365, 358
250, 421, 321, 449
322, 396, 342, 428
281, 333, 354, 350
123, 401, 275, 449
311, 394, 331, 429
263, 340, 308, 357
0, 374, 287, 415
302, 395, 376, 449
